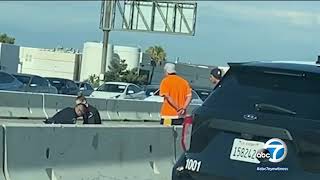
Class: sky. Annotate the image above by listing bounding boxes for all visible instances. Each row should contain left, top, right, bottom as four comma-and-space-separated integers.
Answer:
0, 1, 320, 66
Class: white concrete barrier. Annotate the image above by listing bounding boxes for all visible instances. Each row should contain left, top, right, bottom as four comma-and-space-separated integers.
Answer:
86, 97, 109, 120
106, 99, 122, 121
150, 102, 162, 121
173, 126, 184, 160
0, 91, 201, 122
43, 94, 76, 118
0, 90, 46, 119
112, 99, 162, 121
0, 126, 6, 180
112, 99, 139, 120
4, 124, 177, 180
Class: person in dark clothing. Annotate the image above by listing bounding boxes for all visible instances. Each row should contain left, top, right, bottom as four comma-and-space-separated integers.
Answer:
75, 95, 102, 124
44, 103, 87, 124
209, 67, 223, 85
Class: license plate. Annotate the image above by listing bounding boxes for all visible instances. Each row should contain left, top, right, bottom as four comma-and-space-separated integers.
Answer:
230, 138, 265, 164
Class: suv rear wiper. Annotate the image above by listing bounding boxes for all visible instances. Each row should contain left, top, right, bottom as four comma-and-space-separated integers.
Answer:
255, 103, 296, 115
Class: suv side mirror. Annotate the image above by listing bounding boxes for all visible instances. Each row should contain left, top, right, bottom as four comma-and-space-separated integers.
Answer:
149, 92, 154, 96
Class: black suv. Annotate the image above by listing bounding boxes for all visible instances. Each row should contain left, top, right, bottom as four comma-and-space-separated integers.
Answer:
173, 61, 320, 180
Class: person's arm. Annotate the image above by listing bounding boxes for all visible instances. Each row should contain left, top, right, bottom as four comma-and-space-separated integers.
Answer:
177, 86, 192, 116
164, 95, 180, 111
182, 95, 192, 110
160, 80, 179, 110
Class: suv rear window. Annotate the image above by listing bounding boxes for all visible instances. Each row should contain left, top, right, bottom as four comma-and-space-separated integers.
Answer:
204, 67, 320, 120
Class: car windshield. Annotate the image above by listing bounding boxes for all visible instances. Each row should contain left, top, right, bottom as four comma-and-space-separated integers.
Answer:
97, 84, 126, 93
48, 79, 65, 90
14, 75, 31, 85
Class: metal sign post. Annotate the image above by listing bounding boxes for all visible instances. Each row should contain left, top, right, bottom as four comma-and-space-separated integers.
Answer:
99, 0, 114, 82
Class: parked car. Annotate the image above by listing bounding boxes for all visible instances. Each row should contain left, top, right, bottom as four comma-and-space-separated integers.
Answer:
144, 88, 204, 105
75, 82, 94, 96
13, 73, 58, 94
0, 71, 24, 91
144, 84, 160, 97
46, 77, 79, 95
172, 61, 320, 180
90, 82, 146, 99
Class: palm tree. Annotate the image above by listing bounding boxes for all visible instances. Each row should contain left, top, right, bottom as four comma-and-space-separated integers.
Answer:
146, 46, 167, 65
145, 46, 167, 84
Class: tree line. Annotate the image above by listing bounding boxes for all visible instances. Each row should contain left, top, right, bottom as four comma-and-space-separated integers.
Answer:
0, 33, 15, 44
87, 45, 167, 87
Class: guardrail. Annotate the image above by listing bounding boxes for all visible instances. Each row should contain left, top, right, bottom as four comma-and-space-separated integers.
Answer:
0, 90, 200, 121
0, 124, 183, 180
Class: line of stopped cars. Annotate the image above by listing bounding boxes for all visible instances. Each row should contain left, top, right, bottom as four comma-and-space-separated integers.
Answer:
0, 71, 213, 104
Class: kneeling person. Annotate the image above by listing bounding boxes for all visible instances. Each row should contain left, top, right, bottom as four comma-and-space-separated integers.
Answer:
75, 95, 102, 124
45, 103, 87, 124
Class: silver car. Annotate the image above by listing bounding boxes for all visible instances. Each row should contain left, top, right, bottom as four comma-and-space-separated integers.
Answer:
13, 74, 58, 94
91, 82, 146, 100
0, 71, 24, 91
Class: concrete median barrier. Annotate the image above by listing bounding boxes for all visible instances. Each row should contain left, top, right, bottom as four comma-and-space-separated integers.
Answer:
0, 91, 201, 123
106, 99, 122, 121
173, 126, 184, 160
43, 94, 76, 118
112, 99, 139, 121
104, 99, 160, 122
0, 90, 46, 119
0, 126, 5, 180
86, 97, 109, 120
146, 101, 162, 122
4, 124, 177, 180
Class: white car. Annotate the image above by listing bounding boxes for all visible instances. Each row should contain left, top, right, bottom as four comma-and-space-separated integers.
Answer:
90, 82, 146, 99
144, 89, 204, 105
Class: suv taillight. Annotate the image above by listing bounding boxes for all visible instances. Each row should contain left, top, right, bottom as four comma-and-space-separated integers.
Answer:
181, 115, 193, 151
